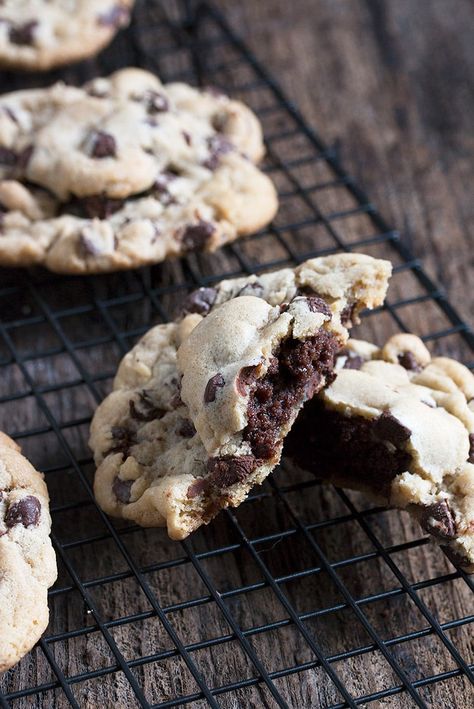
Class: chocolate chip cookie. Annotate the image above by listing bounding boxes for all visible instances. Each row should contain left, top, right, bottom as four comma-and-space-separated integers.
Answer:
90, 254, 392, 539
285, 333, 474, 571
0, 1, 134, 71
0, 67, 277, 273
0, 432, 57, 673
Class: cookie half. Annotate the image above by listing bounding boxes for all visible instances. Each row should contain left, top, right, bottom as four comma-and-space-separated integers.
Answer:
0, 1, 134, 71
285, 334, 474, 572
0, 68, 277, 273
90, 254, 392, 539
0, 432, 57, 673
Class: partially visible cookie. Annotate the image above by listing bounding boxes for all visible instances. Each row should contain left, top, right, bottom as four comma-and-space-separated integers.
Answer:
0, 68, 277, 273
0, 433, 57, 673
0, 1, 134, 71
90, 254, 392, 538
285, 334, 474, 572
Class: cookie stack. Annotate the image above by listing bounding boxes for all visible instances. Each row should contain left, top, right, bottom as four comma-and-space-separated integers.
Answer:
1, 0, 473, 675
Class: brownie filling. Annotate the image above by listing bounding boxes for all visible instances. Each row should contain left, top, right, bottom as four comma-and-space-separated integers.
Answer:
243, 330, 338, 460
285, 398, 412, 497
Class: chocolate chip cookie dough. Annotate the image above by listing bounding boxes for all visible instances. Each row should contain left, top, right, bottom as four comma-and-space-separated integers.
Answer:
90, 254, 391, 539
0, 1, 134, 71
285, 333, 474, 572
0, 432, 57, 673
0, 68, 277, 273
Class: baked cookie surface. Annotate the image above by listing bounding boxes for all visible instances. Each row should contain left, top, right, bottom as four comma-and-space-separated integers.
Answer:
0, 432, 57, 673
0, 1, 134, 71
90, 254, 391, 538
0, 68, 277, 273
285, 334, 474, 571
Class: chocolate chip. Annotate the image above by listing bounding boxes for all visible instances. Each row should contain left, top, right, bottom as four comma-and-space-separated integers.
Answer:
202, 135, 233, 170
177, 418, 196, 438
0, 147, 17, 166
237, 282, 264, 298
5, 496, 41, 528
204, 373, 225, 403
140, 89, 170, 115
340, 303, 356, 325
112, 476, 133, 504
97, 4, 130, 27
236, 365, 259, 396
182, 287, 217, 315
71, 195, 124, 219
106, 426, 137, 458
211, 112, 228, 132
305, 296, 331, 317
181, 220, 215, 252
152, 174, 177, 206
129, 391, 164, 422
340, 350, 365, 370
186, 477, 210, 499
469, 433, 474, 464
206, 455, 258, 488
398, 351, 422, 372
9, 20, 38, 45
418, 500, 456, 540
373, 411, 411, 447
89, 131, 116, 158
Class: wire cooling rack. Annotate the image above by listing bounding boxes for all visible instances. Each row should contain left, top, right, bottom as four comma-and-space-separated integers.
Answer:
1, 1, 473, 707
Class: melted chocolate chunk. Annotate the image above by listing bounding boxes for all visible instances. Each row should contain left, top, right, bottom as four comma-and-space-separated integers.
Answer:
112, 476, 133, 504
97, 4, 130, 27
181, 220, 215, 251
5, 495, 41, 528
204, 373, 225, 403
186, 477, 210, 499
340, 303, 356, 325
237, 281, 264, 298
206, 455, 258, 488
340, 349, 365, 370
373, 412, 411, 447
68, 194, 124, 219
468, 433, 474, 464
417, 500, 456, 540
106, 426, 137, 458
182, 286, 217, 315
90, 131, 116, 158
129, 391, 164, 422
305, 296, 331, 317
397, 351, 422, 372
9, 20, 38, 45
236, 365, 259, 396
202, 135, 233, 170
177, 418, 196, 438
0, 147, 17, 166
285, 399, 412, 497
142, 90, 169, 114
244, 331, 338, 460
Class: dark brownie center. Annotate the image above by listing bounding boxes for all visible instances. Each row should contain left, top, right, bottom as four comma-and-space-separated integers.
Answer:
285, 398, 412, 497
243, 330, 338, 460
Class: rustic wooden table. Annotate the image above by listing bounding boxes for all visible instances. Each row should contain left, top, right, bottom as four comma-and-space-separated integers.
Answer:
0, 1, 473, 708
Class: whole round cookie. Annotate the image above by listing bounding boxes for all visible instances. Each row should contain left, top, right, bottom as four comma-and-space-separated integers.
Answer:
0, 432, 57, 673
0, 1, 134, 71
90, 254, 392, 539
0, 68, 277, 273
285, 334, 474, 572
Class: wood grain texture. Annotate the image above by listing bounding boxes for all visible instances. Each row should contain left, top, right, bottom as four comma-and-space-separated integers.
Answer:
0, 1, 473, 708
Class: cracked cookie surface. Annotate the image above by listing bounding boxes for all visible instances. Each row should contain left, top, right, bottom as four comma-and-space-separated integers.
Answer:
285, 333, 474, 572
90, 254, 391, 538
0, 432, 57, 673
0, 67, 277, 273
0, 1, 134, 71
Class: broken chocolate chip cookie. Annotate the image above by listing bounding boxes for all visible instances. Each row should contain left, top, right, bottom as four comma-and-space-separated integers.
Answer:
285, 333, 474, 572
90, 253, 391, 539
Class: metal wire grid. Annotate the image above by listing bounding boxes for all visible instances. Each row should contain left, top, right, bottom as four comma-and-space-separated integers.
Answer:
0, 1, 473, 707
